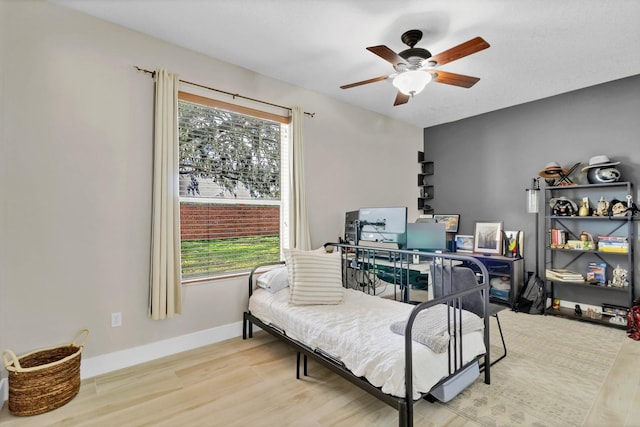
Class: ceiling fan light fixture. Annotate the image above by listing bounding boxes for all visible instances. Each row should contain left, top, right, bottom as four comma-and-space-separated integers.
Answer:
392, 70, 432, 96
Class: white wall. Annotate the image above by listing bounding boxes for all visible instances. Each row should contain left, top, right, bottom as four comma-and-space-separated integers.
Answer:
0, 0, 422, 374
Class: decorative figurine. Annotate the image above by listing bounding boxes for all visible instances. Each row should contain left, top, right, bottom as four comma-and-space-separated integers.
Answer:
611, 264, 628, 288
580, 231, 594, 250
595, 196, 609, 216
578, 199, 589, 216
611, 200, 628, 216
550, 197, 578, 216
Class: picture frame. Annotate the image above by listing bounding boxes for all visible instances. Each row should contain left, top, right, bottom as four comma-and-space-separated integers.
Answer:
454, 234, 474, 253
504, 230, 524, 257
473, 221, 503, 255
433, 214, 460, 233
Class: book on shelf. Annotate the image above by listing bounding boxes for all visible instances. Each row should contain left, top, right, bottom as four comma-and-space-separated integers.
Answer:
597, 235, 629, 253
549, 228, 567, 247
597, 235, 628, 242
546, 268, 584, 281
598, 245, 629, 253
587, 262, 606, 284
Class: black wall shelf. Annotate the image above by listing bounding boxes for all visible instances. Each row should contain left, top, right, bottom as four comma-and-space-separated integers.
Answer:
417, 151, 434, 214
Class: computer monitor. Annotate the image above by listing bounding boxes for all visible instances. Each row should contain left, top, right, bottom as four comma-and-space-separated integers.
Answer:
344, 210, 359, 244
415, 216, 436, 223
406, 222, 447, 252
433, 214, 460, 233
358, 207, 407, 246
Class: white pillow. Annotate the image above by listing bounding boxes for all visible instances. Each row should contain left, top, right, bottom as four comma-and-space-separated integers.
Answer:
284, 248, 343, 305
256, 266, 289, 294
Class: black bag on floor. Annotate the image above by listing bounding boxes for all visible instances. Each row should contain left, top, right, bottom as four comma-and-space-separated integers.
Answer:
516, 272, 545, 314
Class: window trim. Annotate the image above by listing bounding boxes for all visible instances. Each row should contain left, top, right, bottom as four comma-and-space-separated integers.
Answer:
178, 91, 290, 124
181, 270, 250, 285
180, 196, 281, 206
177, 90, 288, 282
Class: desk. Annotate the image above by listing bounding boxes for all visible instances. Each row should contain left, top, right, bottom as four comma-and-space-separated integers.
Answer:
458, 255, 524, 309
348, 256, 462, 303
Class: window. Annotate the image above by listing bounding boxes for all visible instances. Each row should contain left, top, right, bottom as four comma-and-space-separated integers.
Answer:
178, 92, 290, 281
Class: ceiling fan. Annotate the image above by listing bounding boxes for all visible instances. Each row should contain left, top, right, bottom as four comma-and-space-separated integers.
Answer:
340, 30, 490, 106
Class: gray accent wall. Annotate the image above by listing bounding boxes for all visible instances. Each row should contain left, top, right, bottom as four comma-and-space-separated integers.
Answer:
424, 74, 640, 299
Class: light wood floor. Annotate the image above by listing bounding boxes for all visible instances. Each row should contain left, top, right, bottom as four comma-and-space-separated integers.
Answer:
1, 329, 639, 427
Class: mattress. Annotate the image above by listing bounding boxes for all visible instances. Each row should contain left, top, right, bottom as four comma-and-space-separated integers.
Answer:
249, 287, 486, 399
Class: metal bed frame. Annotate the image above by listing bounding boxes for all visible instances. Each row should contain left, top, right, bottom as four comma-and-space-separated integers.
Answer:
243, 243, 492, 427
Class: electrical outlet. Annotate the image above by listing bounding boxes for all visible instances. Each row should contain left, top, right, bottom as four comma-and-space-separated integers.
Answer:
111, 312, 122, 327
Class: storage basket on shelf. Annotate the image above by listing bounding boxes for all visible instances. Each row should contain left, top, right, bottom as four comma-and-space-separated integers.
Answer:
2, 329, 89, 417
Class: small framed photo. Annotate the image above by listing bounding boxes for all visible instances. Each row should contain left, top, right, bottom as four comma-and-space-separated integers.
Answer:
433, 214, 460, 233
504, 230, 524, 257
454, 234, 474, 253
473, 222, 503, 255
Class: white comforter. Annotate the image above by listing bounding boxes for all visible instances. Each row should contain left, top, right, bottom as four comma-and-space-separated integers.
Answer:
249, 288, 486, 399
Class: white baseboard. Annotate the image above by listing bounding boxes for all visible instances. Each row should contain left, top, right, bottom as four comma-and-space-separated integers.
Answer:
1, 321, 245, 406
1, 378, 7, 404
80, 321, 244, 380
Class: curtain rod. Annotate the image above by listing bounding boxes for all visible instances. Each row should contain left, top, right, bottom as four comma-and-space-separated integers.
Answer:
135, 66, 315, 117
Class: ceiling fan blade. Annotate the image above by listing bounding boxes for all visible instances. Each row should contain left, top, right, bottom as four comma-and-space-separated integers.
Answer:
366, 45, 407, 68
340, 75, 389, 90
393, 91, 410, 106
429, 37, 490, 66
431, 70, 480, 88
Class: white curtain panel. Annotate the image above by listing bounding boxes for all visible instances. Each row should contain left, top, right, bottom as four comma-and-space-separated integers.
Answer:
149, 69, 182, 320
289, 106, 311, 250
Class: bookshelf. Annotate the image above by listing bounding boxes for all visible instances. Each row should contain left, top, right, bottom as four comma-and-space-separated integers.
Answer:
543, 182, 635, 327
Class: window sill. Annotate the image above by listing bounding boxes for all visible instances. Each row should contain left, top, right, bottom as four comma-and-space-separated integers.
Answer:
182, 271, 249, 285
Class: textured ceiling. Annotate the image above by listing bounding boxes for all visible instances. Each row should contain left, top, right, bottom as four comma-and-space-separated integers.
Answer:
52, 0, 640, 128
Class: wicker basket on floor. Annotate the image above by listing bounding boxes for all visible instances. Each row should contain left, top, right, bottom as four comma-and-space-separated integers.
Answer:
2, 329, 89, 416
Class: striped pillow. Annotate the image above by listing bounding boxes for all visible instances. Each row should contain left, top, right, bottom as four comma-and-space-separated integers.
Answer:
284, 248, 344, 305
